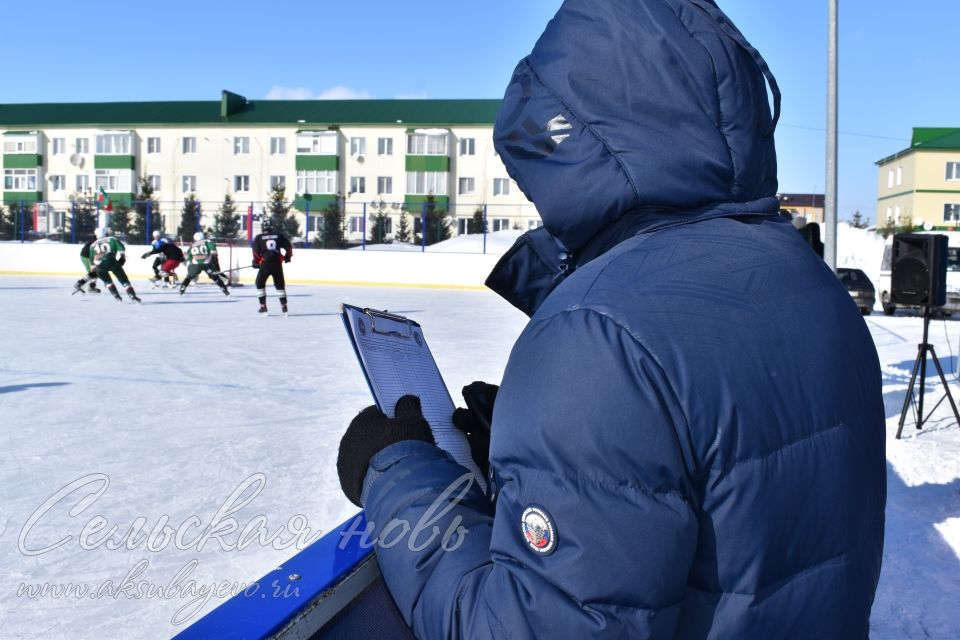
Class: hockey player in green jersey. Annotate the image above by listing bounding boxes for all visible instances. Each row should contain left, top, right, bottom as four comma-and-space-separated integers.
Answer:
73, 227, 141, 302
72, 236, 101, 294
179, 232, 230, 296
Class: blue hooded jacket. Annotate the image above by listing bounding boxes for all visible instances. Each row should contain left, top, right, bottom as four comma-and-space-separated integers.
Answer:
362, 1, 886, 637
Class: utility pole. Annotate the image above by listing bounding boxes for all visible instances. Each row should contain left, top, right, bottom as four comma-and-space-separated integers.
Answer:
824, 0, 839, 270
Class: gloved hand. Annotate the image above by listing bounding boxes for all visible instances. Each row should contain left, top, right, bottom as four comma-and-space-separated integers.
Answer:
117, 255, 126, 266
451, 382, 499, 478
284, 255, 291, 263
338, 395, 436, 507
141, 252, 150, 259
251, 260, 260, 269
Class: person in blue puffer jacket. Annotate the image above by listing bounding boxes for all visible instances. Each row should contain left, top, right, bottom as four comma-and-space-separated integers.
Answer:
337, 1, 886, 638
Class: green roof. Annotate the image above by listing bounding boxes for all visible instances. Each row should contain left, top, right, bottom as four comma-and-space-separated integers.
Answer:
0, 90, 502, 129
877, 127, 960, 165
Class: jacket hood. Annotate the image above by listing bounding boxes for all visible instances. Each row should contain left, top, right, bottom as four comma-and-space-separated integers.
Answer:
493, 0, 780, 253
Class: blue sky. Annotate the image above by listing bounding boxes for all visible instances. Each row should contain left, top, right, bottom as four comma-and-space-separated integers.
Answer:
1, 0, 955, 224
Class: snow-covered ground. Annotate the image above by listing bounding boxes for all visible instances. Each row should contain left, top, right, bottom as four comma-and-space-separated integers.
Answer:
1, 225, 958, 639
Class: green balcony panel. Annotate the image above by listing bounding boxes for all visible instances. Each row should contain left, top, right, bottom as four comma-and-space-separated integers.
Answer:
295, 155, 339, 171
294, 194, 339, 211
3, 191, 42, 204
94, 155, 136, 170
3, 154, 42, 168
404, 195, 450, 208
405, 156, 449, 172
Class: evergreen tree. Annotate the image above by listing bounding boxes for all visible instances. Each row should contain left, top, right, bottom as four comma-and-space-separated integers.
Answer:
421, 195, 451, 245
110, 203, 132, 240
68, 194, 98, 242
5, 201, 36, 239
0, 204, 12, 240
468, 207, 486, 234
850, 210, 868, 229
212, 194, 242, 240
131, 178, 163, 243
177, 194, 201, 241
266, 185, 299, 238
320, 203, 345, 248
367, 199, 392, 245
395, 209, 412, 243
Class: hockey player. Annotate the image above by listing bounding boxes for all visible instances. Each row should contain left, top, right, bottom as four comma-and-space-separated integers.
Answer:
145, 230, 171, 282
74, 227, 141, 303
141, 234, 185, 287
251, 218, 293, 314
179, 231, 230, 296
74, 236, 101, 294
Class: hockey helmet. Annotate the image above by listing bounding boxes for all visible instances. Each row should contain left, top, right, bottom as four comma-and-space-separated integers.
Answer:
96, 226, 112, 238
193, 231, 204, 242
261, 218, 274, 232
152, 230, 161, 239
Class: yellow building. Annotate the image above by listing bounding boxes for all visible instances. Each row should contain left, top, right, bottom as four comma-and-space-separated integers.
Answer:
777, 193, 824, 224
876, 128, 960, 230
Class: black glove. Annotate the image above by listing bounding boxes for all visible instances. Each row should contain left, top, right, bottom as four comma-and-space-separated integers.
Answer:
451, 382, 498, 478
141, 252, 150, 259
337, 395, 436, 507
252, 260, 260, 269
284, 255, 291, 263
117, 256, 126, 266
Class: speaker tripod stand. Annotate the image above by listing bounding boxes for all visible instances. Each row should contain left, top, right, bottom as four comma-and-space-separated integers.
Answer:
896, 306, 960, 438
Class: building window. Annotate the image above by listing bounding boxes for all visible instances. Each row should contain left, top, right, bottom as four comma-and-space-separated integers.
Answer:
96, 133, 132, 155
233, 137, 250, 155
406, 171, 448, 195
458, 177, 475, 195
350, 137, 366, 156
349, 216, 365, 233
894, 205, 902, 223
95, 169, 133, 192
527, 219, 543, 230
52, 138, 66, 155
493, 178, 510, 196
234, 175, 250, 192
50, 175, 66, 191
945, 204, 960, 223
896, 166, 902, 186
492, 218, 511, 232
378, 137, 393, 156
270, 137, 286, 155
296, 170, 337, 194
76, 138, 89, 154
270, 175, 285, 190
147, 175, 161, 191
459, 138, 476, 156
886, 207, 893, 223
947, 162, 960, 181
76, 175, 90, 192
350, 176, 366, 194
182, 137, 197, 154
407, 133, 447, 155
147, 137, 161, 154
887, 169, 894, 189
377, 176, 393, 195
3, 137, 38, 153
296, 132, 337, 154
182, 176, 196, 193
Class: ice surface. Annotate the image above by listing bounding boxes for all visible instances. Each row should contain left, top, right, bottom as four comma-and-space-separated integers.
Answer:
1, 263, 958, 639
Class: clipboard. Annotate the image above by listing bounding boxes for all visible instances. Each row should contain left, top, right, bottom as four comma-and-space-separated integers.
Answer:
340, 304, 487, 492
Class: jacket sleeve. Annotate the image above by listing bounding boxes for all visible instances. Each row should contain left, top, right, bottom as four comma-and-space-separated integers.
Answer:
363, 308, 698, 639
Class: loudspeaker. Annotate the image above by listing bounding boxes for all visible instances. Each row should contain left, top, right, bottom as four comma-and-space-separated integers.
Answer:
891, 233, 947, 307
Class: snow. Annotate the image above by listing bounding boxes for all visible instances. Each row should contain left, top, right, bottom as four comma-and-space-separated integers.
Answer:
348, 229, 525, 254
2, 227, 959, 639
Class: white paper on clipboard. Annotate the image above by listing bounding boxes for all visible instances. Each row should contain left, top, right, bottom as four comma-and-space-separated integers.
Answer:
340, 304, 487, 492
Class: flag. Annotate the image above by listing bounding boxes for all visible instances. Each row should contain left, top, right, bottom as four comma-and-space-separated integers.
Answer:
98, 187, 114, 212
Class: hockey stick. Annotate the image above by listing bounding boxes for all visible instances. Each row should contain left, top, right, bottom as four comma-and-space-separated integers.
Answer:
211, 264, 257, 277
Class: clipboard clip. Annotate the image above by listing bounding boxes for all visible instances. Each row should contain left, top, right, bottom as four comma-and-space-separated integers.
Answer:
364, 308, 415, 339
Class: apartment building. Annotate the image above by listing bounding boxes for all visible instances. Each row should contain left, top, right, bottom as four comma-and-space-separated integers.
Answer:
876, 128, 960, 230
0, 91, 540, 240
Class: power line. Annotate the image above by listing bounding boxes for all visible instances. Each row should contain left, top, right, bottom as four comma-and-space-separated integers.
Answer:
779, 122, 909, 142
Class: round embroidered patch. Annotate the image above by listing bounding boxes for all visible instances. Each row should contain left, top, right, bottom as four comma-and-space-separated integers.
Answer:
521, 505, 557, 555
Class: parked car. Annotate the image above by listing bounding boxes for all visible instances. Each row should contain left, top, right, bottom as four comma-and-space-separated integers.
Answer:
837, 267, 875, 315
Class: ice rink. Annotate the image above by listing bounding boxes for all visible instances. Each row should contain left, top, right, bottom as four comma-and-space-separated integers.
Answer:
1, 275, 959, 639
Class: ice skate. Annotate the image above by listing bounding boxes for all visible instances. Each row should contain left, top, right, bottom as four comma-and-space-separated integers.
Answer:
281, 303, 288, 315
258, 304, 268, 314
